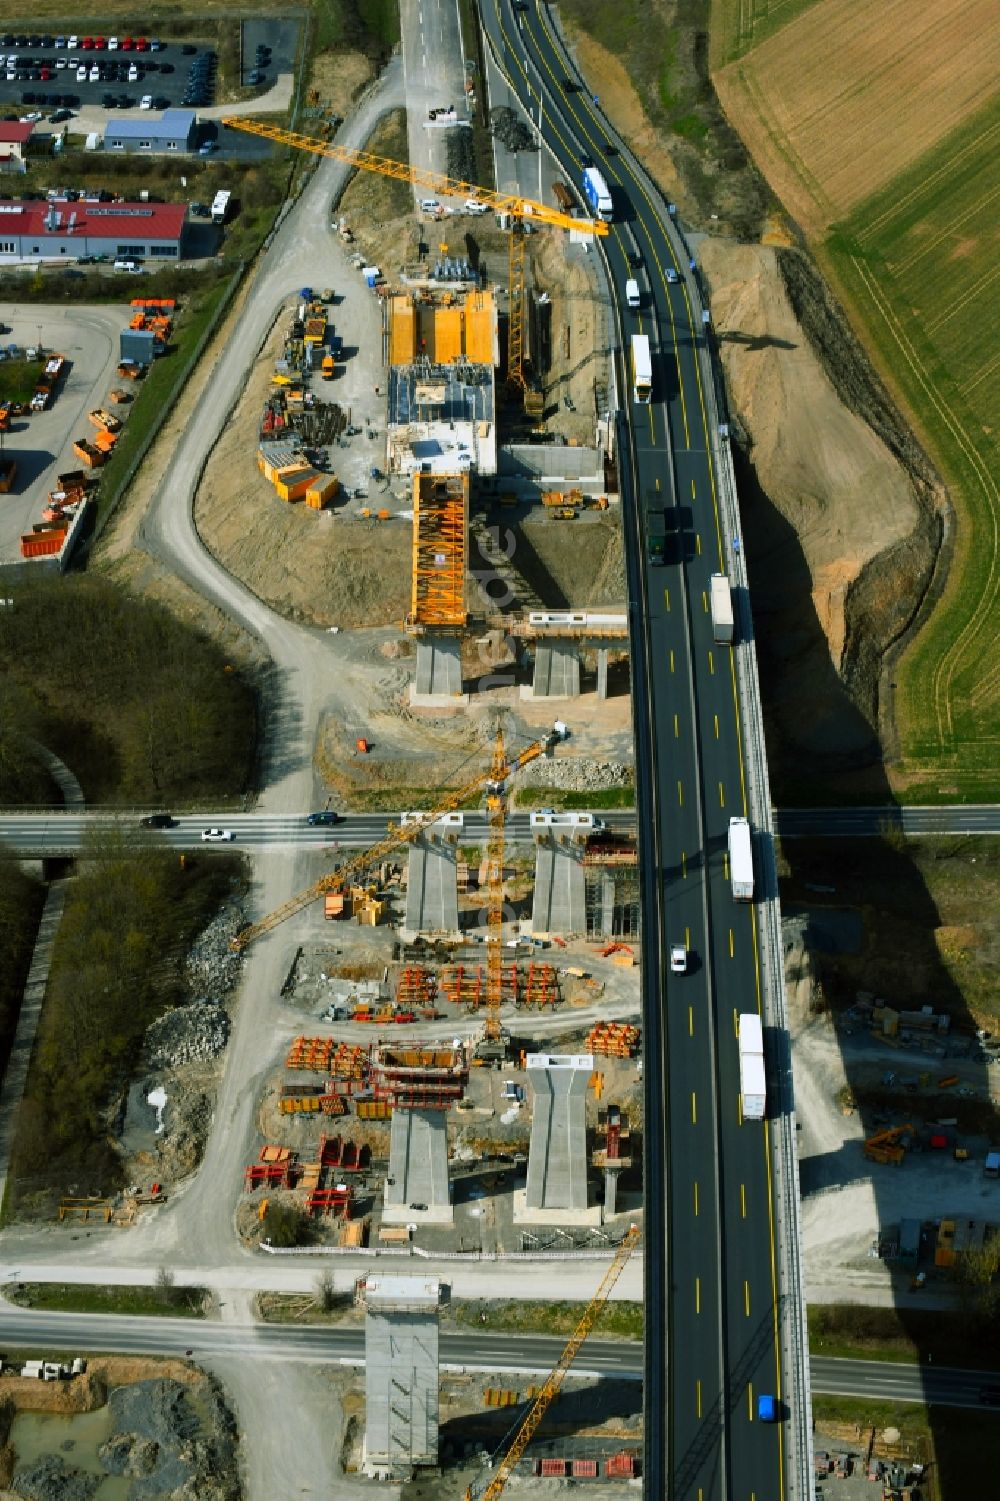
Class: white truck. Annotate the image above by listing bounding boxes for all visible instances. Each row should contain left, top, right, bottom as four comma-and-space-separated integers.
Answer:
738, 1012, 766, 1121
710, 573, 734, 645
211, 189, 231, 225
581, 165, 613, 222
728, 815, 754, 901
630, 333, 652, 405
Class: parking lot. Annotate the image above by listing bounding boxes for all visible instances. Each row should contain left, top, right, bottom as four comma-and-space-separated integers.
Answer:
0, 301, 131, 566
0, 33, 224, 115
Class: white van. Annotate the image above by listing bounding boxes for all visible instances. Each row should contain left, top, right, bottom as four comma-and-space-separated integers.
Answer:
114, 258, 142, 272
625, 278, 641, 310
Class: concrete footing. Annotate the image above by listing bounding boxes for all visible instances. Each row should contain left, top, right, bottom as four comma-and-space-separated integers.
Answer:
362, 1274, 445, 1477
528, 641, 580, 698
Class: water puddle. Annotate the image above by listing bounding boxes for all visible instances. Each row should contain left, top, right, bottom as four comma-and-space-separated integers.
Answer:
10, 1407, 131, 1501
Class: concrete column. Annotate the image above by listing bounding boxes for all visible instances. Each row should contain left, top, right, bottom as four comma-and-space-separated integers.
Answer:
410, 636, 469, 706
604, 1166, 620, 1217
530, 642, 581, 698
529, 812, 592, 937
596, 647, 609, 700
383, 1107, 453, 1225
401, 812, 462, 942
516, 1053, 599, 1223
363, 1275, 446, 1478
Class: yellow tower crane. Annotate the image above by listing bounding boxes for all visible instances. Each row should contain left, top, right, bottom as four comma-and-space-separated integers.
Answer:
465, 1224, 641, 1501
220, 116, 609, 397
230, 724, 567, 1062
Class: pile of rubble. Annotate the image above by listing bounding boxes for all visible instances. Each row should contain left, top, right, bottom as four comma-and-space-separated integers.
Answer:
145, 1001, 230, 1070
184, 903, 246, 997
520, 759, 632, 792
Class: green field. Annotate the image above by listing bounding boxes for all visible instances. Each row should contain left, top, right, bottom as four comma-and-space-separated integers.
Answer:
709, 0, 824, 66
824, 97, 1000, 801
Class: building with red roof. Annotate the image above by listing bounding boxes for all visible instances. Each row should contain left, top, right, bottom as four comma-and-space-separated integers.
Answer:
0, 120, 35, 170
0, 199, 188, 263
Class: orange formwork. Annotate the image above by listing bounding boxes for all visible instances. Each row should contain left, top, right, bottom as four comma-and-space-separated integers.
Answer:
586, 1021, 641, 1058
396, 966, 438, 1008
432, 305, 463, 364
517, 962, 560, 1010
389, 294, 416, 365
286, 1036, 335, 1070
464, 290, 495, 365
439, 962, 518, 1012
408, 471, 468, 631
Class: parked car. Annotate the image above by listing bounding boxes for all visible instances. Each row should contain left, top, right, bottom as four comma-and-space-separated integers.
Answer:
140, 813, 177, 829
201, 827, 234, 843
139, 93, 152, 108
669, 944, 689, 974
306, 811, 342, 826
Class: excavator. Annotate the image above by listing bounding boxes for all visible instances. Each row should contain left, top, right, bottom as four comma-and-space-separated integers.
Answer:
864, 1123, 914, 1166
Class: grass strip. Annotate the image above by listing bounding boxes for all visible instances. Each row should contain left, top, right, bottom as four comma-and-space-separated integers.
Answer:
6, 1283, 208, 1318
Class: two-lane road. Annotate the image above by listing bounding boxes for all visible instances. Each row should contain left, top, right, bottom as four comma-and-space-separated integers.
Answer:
0, 1303, 994, 1409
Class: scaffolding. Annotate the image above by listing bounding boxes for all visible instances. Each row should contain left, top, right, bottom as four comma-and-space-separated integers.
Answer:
439, 962, 518, 1012
374, 1045, 469, 1109
586, 1022, 641, 1059
396, 966, 439, 1009
407, 473, 469, 633
516, 962, 561, 1010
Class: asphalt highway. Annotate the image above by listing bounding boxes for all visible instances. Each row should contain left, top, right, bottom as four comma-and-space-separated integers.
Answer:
477, 4, 787, 1496
1, 807, 995, 856
0, 1306, 995, 1409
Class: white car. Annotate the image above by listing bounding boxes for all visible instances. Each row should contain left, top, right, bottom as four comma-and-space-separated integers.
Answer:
68, 34, 79, 49
89, 65, 100, 81
669, 944, 689, 974
55, 58, 67, 69
76, 66, 88, 81
140, 94, 153, 109
128, 64, 139, 80
419, 198, 442, 214
108, 36, 119, 50
201, 827, 234, 843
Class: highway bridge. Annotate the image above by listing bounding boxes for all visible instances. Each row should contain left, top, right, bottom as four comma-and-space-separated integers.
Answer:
476, 2, 811, 1495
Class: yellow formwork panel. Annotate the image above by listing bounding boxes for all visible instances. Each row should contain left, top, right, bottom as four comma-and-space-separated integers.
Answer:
433, 306, 463, 364
464, 291, 495, 365
389, 295, 415, 365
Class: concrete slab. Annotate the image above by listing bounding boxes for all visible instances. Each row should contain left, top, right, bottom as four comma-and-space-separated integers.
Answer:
531, 838, 587, 937
363, 1274, 442, 1474
410, 635, 467, 704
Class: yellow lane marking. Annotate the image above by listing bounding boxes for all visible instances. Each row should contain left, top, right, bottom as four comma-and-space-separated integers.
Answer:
670, 649, 675, 672
681, 851, 687, 878
695, 1277, 701, 1314
695, 532, 702, 555
708, 651, 715, 675
729, 928, 735, 958
691, 1092, 697, 1124
741, 1183, 747, 1218
691, 480, 696, 499
714, 714, 719, 738
718, 781, 725, 807
702, 590, 708, 612
745, 1281, 751, 1317
655, 476, 661, 491
689, 1005, 694, 1036
696, 1380, 702, 1419
748, 1384, 754, 1421
677, 781, 684, 806
693, 1180, 699, 1215
664, 588, 670, 611
674, 713, 680, 737
724, 852, 729, 880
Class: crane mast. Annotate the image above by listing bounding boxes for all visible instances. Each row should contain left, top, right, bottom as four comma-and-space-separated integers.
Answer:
465, 1225, 641, 1501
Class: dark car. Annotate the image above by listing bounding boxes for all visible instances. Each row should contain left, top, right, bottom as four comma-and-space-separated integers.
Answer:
181, 43, 196, 55
306, 811, 343, 827
102, 92, 117, 107
49, 107, 73, 121
247, 69, 263, 85
140, 813, 178, 829
159, 62, 173, 73
117, 93, 132, 107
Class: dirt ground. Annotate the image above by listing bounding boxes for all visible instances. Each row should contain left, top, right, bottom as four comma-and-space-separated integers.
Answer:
530, 231, 610, 445
309, 50, 374, 122
0, 1356, 202, 1417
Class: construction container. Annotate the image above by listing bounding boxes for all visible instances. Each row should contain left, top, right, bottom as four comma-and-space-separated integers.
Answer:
21, 531, 67, 559
572, 1459, 599, 1478
72, 439, 105, 468
321, 353, 335, 380
356, 1099, 392, 1121
275, 465, 320, 503
605, 1452, 637, 1477
324, 892, 346, 920
306, 476, 339, 510
88, 408, 122, 432
93, 429, 118, 454
538, 1460, 567, 1478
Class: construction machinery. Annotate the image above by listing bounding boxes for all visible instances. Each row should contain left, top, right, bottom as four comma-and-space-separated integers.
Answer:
464, 1225, 640, 1501
864, 1124, 914, 1166
220, 116, 608, 404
